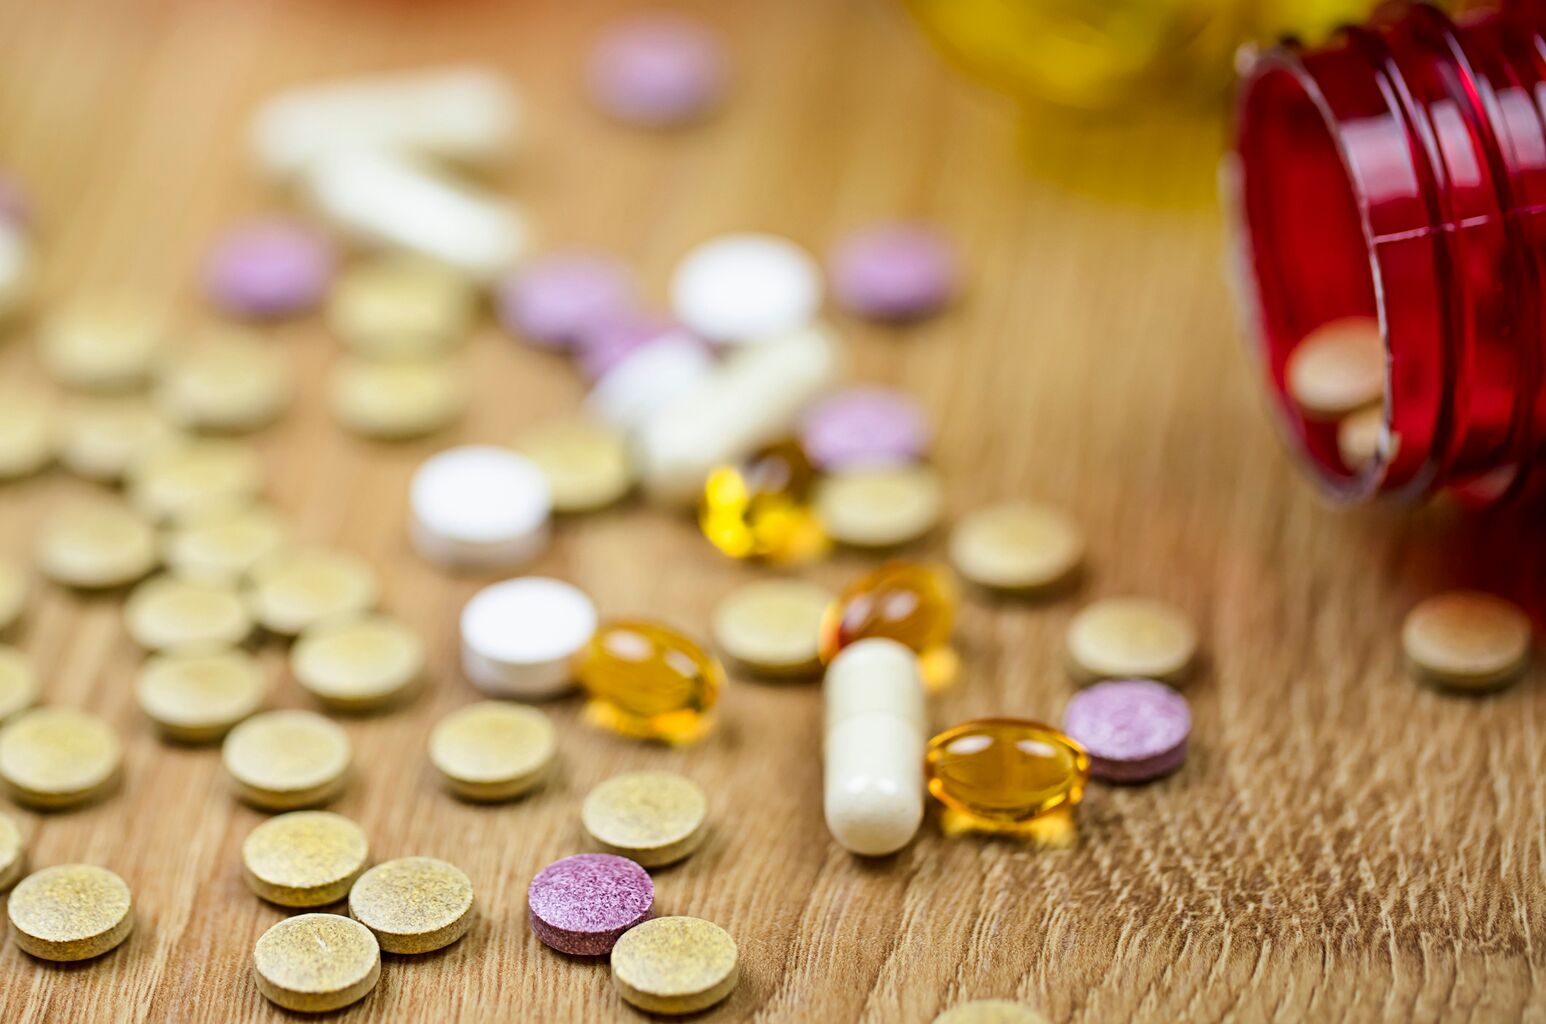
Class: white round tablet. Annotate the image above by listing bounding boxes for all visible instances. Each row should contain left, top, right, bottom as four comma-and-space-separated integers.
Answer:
585, 335, 714, 431
670, 233, 821, 344
459, 577, 597, 699
410, 446, 551, 570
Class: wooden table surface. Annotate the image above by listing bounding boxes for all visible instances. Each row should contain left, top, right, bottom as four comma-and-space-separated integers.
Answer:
3, 0, 1545, 1021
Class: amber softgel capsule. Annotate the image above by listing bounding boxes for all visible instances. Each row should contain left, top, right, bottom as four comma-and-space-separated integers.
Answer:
578, 620, 724, 744
820, 561, 958, 688
925, 719, 1089, 835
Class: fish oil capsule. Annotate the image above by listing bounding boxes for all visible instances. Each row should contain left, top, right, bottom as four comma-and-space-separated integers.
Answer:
578, 620, 724, 744
329, 356, 466, 440
253, 913, 380, 1013
58, 396, 179, 482
242, 810, 369, 907
924, 719, 1089, 833
459, 578, 596, 699
512, 418, 636, 513
349, 856, 475, 954
411, 446, 551, 570
0, 707, 121, 809
611, 917, 740, 1016
38, 294, 169, 393
8, 864, 133, 961
820, 562, 957, 688
1286, 317, 1384, 419
582, 770, 708, 867
823, 638, 926, 856
815, 463, 944, 549
711, 578, 832, 677
429, 701, 556, 801
1065, 597, 1197, 682
165, 503, 287, 583
328, 255, 475, 358
135, 648, 267, 742
154, 330, 291, 433
0, 560, 25, 633
291, 614, 424, 711
0, 647, 38, 723
36, 499, 160, 589
124, 574, 253, 652
222, 709, 352, 810
0, 387, 55, 479
700, 439, 828, 562
127, 439, 263, 523
246, 548, 378, 637
0, 811, 23, 890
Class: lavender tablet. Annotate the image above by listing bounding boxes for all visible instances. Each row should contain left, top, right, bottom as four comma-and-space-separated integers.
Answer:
204, 218, 335, 319
800, 386, 929, 471
829, 222, 957, 322
1062, 679, 1190, 783
496, 251, 634, 350
587, 14, 726, 127
527, 853, 653, 956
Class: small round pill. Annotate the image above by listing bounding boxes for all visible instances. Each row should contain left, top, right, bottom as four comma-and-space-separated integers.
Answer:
0, 647, 37, 723
576, 313, 681, 382
829, 222, 958, 322
246, 548, 378, 637
349, 856, 474, 954
800, 386, 929, 471
1286, 317, 1384, 419
329, 255, 474, 358
582, 771, 708, 868
429, 701, 556, 802
496, 250, 634, 349
203, 217, 335, 320
0, 811, 23, 890
1066, 597, 1197, 682
134, 648, 267, 742
1402, 590, 1532, 690
36, 499, 160, 589
329, 356, 466, 440
815, 464, 944, 549
588, 14, 726, 127
57, 396, 179, 482
0, 560, 26, 633
253, 913, 380, 1013
933, 1001, 1051, 1024
1337, 404, 1392, 471
8, 864, 133, 961
292, 614, 423, 711
0, 387, 54, 479
127, 439, 263, 523
222, 709, 352, 810
671, 233, 821, 344
0, 707, 121, 809
1062, 678, 1190, 783
124, 574, 253, 652
712, 578, 831, 676
527, 852, 654, 956
949, 501, 1085, 594
459, 578, 597, 699
38, 295, 169, 393
410, 446, 551, 569
164, 503, 288, 583
242, 810, 369, 907
610, 916, 739, 1016
154, 331, 291, 433
512, 419, 634, 513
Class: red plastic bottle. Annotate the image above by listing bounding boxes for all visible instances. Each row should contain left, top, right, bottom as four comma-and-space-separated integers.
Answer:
1231, 0, 1546, 502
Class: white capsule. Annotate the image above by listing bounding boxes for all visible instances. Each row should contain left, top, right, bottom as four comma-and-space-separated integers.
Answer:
822, 639, 926, 737
459, 577, 597, 699
584, 335, 714, 432
410, 446, 550, 571
670, 233, 821, 344
251, 66, 519, 177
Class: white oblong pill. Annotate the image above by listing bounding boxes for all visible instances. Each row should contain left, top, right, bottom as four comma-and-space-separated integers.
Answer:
459, 578, 597, 699
584, 335, 714, 432
822, 638, 925, 736
671, 233, 821, 344
824, 715, 925, 857
410, 446, 551, 570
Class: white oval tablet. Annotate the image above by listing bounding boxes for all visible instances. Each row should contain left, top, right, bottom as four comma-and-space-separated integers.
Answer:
459, 577, 596, 699
585, 335, 714, 431
670, 233, 821, 344
410, 446, 551, 570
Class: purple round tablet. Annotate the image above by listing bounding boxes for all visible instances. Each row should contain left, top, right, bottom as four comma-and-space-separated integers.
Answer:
828, 222, 957, 322
575, 312, 691, 381
800, 386, 929, 471
0, 173, 31, 230
587, 14, 726, 127
1062, 679, 1190, 784
203, 217, 335, 319
497, 251, 634, 351
527, 853, 654, 956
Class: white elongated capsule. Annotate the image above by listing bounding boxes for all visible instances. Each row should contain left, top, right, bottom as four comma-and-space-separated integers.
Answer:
303, 150, 529, 281
634, 325, 843, 503
823, 638, 925, 856
251, 66, 519, 177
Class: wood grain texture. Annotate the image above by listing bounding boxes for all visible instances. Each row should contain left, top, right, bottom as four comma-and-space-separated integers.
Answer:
2, 0, 1545, 1021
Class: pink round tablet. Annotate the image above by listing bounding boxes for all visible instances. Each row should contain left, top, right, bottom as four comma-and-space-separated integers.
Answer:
829, 222, 957, 322
1062, 679, 1190, 784
800, 386, 929, 471
587, 14, 726, 127
575, 311, 689, 381
527, 853, 654, 956
497, 251, 635, 351
203, 217, 335, 319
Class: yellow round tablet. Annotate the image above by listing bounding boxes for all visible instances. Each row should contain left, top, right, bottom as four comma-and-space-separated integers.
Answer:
242, 810, 370, 907
0, 560, 26, 633
582, 770, 708, 867
329, 356, 466, 440
949, 501, 1085, 594
135, 648, 267, 742
292, 614, 424, 711
1402, 590, 1532, 690
222, 709, 352, 810
933, 1000, 1051, 1024
1286, 317, 1384, 419
513, 418, 635, 513
348, 856, 474, 954
246, 548, 378, 637
58, 396, 180, 482
0, 386, 55, 479
815, 464, 943, 549
711, 578, 831, 676
36, 499, 160, 589
611, 916, 739, 1016
0, 646, 39, 724
0, 707, 121, 809
127, 439, 263, 523
38, 294, 169, 393
428, 701, 555, 802
253, 913, 380, 1013
164, 503, 288, 583
124, 574, 253, 652
8, 864, 133, 961
155, 330, 291, 433
328, 255, 474, 359
0, 811, 23, 890
1065, 597, 1197, 682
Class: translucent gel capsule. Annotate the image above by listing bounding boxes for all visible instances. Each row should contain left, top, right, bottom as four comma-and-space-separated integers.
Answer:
578, 621, 724, 744
924, 718, 1089, 837
819, 562, 957, 687
699, 440, 828, 563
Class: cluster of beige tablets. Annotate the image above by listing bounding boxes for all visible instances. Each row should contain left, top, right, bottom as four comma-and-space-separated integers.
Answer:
1284, 316, 1392, 471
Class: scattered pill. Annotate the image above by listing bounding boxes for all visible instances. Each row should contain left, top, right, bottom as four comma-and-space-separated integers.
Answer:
329, 355, 466, 440
124, 574, 253, 652
38, 294, 169, 393
1062, 679, 1190, 783
820, 562, 957, 686
800, 386, 929, 471
815, 463, 944, 549
671, 233, 821, 344
410, 446, 551, 569
58, 396, 179, 482
292, 614, 424, 711
164, 503, 288, 583
222, 709, 352, 810
328, 255, 475, 358
1286, 317, 1384, 419
579, 620, 724, 744
512, 418, 635, 513
429, 701, 556, 801
460, 577, 596, 699
949, 501, 1084, 594
925, 719, 1089, 829
711, 578, 831, 676
1336, 404, 1392, 470
700, 439, 828, 563
586, 334, 716, 431
252, 913, 380, 1013
588, 14, 726, 127
0, 559, 26, 633
8, 864, 133, 961
497, 250, 634, 349
135, 648, 267, 743
0, 707, 121, 809
527, 853, 653, 956
204, 217, 335, 319
154, 330, 291, 433
0, 224, 33, 321
0, 812, 22, 890
829, 222, 957, 322
246, 548, 378, 637
1066, 597, 1197, 682
933, 1000, 1051, 1024
576, 313, 682, 382
349, 856, 474, 954
0, 647, 38, 723
36, 499, 160, 589
127, 439, 263, 523
582, 770, 708, 867
610, 916, 739, 1016
1402, 590, 1532, 690
242, 810, 369, 907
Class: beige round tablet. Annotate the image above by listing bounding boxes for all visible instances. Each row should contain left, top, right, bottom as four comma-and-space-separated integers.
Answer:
135, 648, 267, 742
38, 294, 169, 393
292, 614, 423, 711
8, 864, 133, 961
328, 255, 474, 359
246, 548, 378, 637
348, 856, 474, 954
242, 810, 369, 907
933, 1000, 1051, 1024
428, 701, 555, 802
0, 811, 23, 890
950, 501, 1084, 593
0, 559, 26, 633
253, 913, 380, 1013
0, 707, 121, 809
611, 916, 739, 1016
124, 574, 253, 652
127, 439, 263, 523
165, 503, 288, 583
329, 356, 466, 440
0, 646, 39, 724
36, 499, 160, 589
155, 330, 291, 433
512, 418, 635, 513
1066, 597, 1197, 682
582, 770, 708, 867
0, 387, 55, 479
1336, 404, 1392, 471
711, 578, 831, 676
1402, 590, 1532, 690
58, 396, 180, 482
1286, 317, 1384, 419
815, 464, 943, 548
223, 709, 352, 810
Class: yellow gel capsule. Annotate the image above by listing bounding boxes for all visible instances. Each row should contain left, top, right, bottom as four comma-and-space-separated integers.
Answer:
578, 621, 724, 744
925, 719, 1089, 834
819, 562, 957, 687
700, 440, 828, 563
